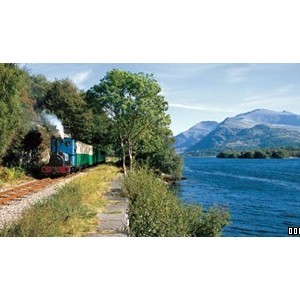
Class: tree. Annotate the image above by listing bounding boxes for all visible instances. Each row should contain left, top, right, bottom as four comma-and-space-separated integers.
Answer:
88, 69, 171, 174
0, 64, 30, 161
135, 125, 182, 178
84, 89, 114, 149
28, 74, 51, 109
253, 150, 267, 158
271, 149, 288, 159
238, 151, 254, 159
44, 79, 93, 143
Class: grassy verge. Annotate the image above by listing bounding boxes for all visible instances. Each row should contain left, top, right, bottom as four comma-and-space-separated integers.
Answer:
122, 167, 231, 237
0, 164, 120, 237
0, 166, 31, 189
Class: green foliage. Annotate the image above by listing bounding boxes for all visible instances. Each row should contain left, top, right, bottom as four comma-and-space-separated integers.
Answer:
238, 151, 254, 159
217, 147, 300, 159
137, 146, 183, 179
216, 152, 238, 158
269, 149, 288, 158
88, 69, 175, 174
188, 205, 231, 237
44, 79, 93, 143
28, 74, 51, 109
253, 150, 268, 158
0, 64, 31, 160
122, 168, 231, 237
3, 128, 50, 175
135, 122, 183, 178
0, 166, 26, 181
85, 91, 114, 149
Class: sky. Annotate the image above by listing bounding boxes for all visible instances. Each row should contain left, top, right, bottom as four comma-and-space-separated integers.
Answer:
22, 63, 300, 135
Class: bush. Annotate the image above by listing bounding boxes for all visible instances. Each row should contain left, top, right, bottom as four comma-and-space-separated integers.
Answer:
0, 167, 25, 180
0, 166, 28, 187
122, 168, 230, 237
136, 148, 183, 180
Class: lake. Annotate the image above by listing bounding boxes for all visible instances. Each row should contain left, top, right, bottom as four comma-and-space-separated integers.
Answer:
178, 156, 300, 237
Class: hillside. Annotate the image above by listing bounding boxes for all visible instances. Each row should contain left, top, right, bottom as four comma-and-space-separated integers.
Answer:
181, 109, 300, 154
174, 121, 218, 152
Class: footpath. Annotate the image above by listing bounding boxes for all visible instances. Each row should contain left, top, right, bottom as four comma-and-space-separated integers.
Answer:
88, 176, 129, 237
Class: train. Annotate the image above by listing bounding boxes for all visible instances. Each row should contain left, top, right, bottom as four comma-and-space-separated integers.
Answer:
41, 136, 106, 176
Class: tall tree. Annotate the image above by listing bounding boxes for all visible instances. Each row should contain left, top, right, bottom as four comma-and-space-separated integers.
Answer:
0, 64, 30, 160
88, 69, 171, 174
85, 89, 114, 149
44, 79, 93, 142
28, 74, 51, 109
135, 125, 183, 178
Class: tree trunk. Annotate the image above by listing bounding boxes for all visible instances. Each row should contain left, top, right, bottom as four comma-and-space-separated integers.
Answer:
120, 138, 127, 175
128, 143, 133, 171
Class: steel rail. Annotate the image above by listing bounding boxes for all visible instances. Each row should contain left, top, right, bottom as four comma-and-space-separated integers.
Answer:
0, 174, 75, 205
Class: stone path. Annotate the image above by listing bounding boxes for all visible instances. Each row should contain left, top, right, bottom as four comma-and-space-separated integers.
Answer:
87, 176, 129, 237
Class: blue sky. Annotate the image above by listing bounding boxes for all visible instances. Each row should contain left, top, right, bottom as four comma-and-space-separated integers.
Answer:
23, 63, 300, 135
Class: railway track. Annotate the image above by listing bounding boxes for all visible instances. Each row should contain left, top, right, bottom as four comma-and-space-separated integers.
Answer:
0, 175, 75, 205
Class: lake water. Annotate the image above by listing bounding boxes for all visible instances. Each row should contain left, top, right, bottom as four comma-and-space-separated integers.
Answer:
178, 157, 300, 237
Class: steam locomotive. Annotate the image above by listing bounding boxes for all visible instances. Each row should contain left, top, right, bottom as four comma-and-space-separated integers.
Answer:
41, 136, 106, 176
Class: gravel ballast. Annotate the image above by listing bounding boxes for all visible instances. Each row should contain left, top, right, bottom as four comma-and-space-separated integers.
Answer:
0, 173, 85, 230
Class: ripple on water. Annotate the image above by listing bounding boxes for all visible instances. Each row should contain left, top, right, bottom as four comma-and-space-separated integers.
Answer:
179, 157, 300, 237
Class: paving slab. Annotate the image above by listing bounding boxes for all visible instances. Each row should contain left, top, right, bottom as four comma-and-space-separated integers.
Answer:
87, 175, 129, 237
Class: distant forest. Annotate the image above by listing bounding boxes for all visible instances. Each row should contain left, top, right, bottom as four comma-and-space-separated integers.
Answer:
217, 148, 300, 159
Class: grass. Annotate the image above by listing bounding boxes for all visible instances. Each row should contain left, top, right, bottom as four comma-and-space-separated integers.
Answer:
0, 166, 31, 189
0, 164, 120, 237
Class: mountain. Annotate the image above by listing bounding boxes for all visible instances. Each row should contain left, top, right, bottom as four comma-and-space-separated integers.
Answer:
185, 109, 300, 154
174, 121, 218, 152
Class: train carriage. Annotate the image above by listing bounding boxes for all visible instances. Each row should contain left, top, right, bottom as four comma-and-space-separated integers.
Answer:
75, 141, 93, 167
41, 137, 105, 176
93, 147, 106, 165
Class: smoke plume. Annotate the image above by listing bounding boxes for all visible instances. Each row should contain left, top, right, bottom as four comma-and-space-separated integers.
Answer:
41, 111, 64, 139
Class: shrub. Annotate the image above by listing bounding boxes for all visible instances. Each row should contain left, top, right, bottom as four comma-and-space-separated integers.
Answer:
136, 148, 183, 180
0, 166, 28, 187
122, 168, 230, 237
0, 166, 26, 181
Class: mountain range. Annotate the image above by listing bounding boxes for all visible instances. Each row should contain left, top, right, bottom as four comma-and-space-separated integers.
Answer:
174, 109, 300, 154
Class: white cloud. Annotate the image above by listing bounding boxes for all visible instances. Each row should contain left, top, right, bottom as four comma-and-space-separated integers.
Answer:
168, 102, 237, 113
70, 69, 92, 88
241, 97, 270, 107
